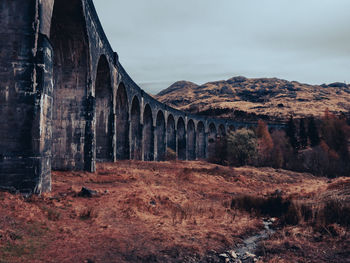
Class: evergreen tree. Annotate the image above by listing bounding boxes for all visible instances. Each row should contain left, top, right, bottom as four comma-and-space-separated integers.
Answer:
227, 129, 258, 166
299, 118, 308, 149
321, 111, 349, 160
308, 117, 320, 147
285, 116, 299, 151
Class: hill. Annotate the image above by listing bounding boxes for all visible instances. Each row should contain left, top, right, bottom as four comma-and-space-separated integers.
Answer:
1, 161, 349, 262
155, 76, 350, 120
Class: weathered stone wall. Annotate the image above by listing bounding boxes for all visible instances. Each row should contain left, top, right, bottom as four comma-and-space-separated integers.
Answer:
0, 0, 285, 193
0, 0, 52, 193
95, 55, 113, 162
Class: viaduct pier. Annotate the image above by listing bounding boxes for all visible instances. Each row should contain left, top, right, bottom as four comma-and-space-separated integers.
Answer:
0, 0, 282, 193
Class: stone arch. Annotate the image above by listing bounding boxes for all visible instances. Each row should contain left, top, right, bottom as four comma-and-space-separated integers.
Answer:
208, 123, 217, 142
95, 55, 113, 162
130, 96, 142, 160
143, 104, 154, 161
218, 124, 226, 138
116, 83, 129, 160
187, 120, 196, 160
177, 117, 186, 160
167, 114, 176, 153
155, 111, 166, 161
50, 0, 91, 170
197, 121, 206, 159
208, 123, 217, 160
229, 125, 236, 132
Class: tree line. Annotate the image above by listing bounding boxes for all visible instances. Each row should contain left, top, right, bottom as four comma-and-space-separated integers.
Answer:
208, 110, 350, 178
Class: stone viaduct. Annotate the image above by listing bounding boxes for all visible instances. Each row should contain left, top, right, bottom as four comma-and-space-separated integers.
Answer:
0, 0, 282, 194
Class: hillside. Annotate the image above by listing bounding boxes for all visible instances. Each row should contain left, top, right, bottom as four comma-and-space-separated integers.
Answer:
155, 76, 350, 120
1, 161, 349, 263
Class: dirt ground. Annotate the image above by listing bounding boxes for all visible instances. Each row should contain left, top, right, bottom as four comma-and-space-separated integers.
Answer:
0, 161, 348, 263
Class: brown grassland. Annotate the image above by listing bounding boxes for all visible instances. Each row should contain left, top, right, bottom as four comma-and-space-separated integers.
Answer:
0, 161, 349, 263
155, 77, 350, 119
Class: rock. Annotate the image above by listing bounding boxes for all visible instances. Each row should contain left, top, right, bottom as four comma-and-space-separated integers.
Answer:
273, 189, 283, 196
219, 253, 229, 258
328, 82, 347, 88
228, 250, 238, 259
245, 252, 256, 258
270, 217, 277, 223
78, 187, 98, 198
229, 76, 247, 83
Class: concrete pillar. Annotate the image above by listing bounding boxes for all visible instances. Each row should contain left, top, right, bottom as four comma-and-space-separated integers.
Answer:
0, 0, 53, 193
155, 111, 166, 161
187, 120, 196, 160
177, 118, 186, 160
115, 83, 130, 160
196, 122, 206, 159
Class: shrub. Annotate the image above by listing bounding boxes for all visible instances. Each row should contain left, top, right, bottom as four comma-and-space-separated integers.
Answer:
79, 206, 98, 220
165, 147, 176, 161
285, 116, 299, 151
256, 120, 274, 166
231, 193, 350, 228
321, 110, 350, 161
308, 117, 320, 147
226, 128, 258, 166
43, 206, 61, 221
230, 193, 291, 218
207, 137, 227, 165
299, 118, 308, 149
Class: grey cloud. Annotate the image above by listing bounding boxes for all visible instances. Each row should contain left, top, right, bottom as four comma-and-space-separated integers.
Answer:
94, 0, 350, 93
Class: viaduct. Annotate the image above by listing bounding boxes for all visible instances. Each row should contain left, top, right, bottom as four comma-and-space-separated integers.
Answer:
0, 0, 282, 194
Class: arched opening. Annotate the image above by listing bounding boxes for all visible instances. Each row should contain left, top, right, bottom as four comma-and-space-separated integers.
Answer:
197, 122, 206, 159
95, 55, 113, 162
116, 83, 130, 160
167, 114, 176, 153
229, 125, 236, 132
177, 117, 186, 160
208, 123, 217, 160
187, 120, 196, 160
209, 123, 217, 142
130, 96, 141, 160
143, 104, 154, 161
218, 124, 226, 138
156, 111, 166, 161
50, 0, 90, 170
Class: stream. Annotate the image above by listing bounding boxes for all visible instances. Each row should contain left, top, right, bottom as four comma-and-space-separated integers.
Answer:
216, 218, 276, 263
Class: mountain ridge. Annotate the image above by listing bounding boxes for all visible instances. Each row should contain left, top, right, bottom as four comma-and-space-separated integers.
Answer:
155, 76, 350, 119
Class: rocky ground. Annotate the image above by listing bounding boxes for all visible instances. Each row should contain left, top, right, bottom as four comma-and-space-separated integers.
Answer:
155, 76, 350, 120
0, 161, 349, 263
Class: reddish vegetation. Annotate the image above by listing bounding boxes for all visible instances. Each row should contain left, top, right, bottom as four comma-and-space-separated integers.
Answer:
0, 161, 349, 262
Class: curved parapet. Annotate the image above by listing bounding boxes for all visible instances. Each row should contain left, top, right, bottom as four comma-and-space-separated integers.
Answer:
0, 0, 284, 193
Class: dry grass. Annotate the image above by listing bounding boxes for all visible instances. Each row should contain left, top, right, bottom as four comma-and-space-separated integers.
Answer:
155, 77, 350, 119
258, 223, 350, 263
0, 161, 348, 262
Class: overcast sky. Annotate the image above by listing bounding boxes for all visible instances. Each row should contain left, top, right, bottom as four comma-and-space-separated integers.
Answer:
94, 0, 350, 94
